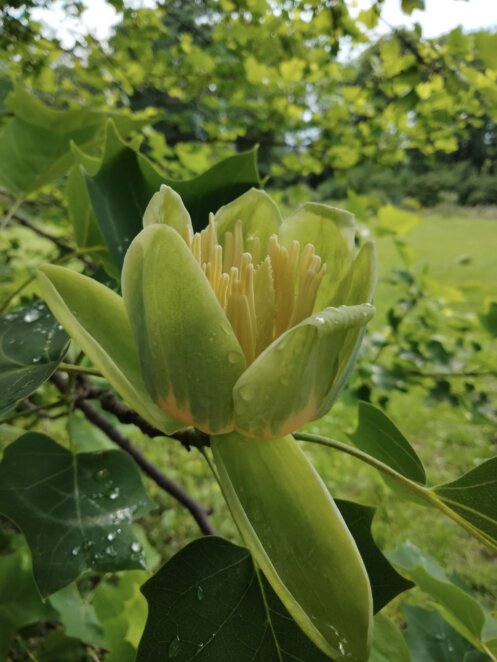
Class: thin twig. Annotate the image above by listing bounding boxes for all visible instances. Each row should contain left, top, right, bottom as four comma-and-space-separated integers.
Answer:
51, 374, 216, 535
80, 380, 209, 450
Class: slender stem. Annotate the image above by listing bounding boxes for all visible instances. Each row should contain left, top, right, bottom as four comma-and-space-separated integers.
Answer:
1, 197, 23, 229
1, 399, 68, 424
294, 431, 497, 552
58, 363, 104, 377
199, 446, 221, 487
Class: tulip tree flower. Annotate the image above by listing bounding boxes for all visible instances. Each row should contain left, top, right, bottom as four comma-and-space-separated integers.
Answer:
38, 187, 376, 661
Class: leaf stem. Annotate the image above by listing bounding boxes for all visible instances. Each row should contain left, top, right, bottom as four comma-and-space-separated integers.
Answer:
294, 431, 497, 552
57, 363, 104, 377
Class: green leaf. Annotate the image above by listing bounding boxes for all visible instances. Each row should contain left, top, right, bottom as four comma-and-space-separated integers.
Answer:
401, 0, 425, 15
0, 300, 69, 417
0, 433, 154, 596
479, 299, 497, 337
369, 613, 410, 662
389, 542, 497, 657
48, 584, 105, 646
122, 224, 245, 434
37, 265, 182, 434
233, 305, 375, 439
212, 434, 373, 661
136, 536, 333, 662
93, 570, 148, 662
80, 122, 260, 268
0, 86, 149, 195
335, 500, 413, 612
434, 457, 497, 549
349, 401, 426, 484
376, 205, 421, 237
0, 537, 54, 660
403, 605, 489, 662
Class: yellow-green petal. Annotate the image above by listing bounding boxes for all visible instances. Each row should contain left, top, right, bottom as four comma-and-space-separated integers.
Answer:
330, 241, 377, 307
142, 184, 193, 243
37, 266, 183, 434
121, 224, 246, 434
278, 202, 356, 311
212, 433, 373, 661
214, 188, 281, 258
233, 304, 375, 439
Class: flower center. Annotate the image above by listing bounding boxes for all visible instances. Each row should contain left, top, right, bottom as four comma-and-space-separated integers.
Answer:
188, 215, 326, 364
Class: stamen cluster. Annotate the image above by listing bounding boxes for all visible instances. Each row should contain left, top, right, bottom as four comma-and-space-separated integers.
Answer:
188, 216, 326, 364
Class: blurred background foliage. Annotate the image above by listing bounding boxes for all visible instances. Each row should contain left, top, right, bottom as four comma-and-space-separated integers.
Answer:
0, 0, 496, 659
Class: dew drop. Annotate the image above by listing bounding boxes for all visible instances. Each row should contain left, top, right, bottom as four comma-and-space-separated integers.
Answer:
94, 468, 111, 483
107, 487, 120, 500
105, 545, 117, 557
197, 585, 204, 601
227, 351, 241, 364
106, 531, 116, 542
168, 635, 181, 658
238, 384, 255, 402
32, 356, 41, 363
23, 309, 41, 323
130, 541, 142, 553
71, 546, 80, 556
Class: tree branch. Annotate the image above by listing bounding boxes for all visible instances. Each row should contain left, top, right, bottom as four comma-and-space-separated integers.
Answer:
51, 374, 216, 535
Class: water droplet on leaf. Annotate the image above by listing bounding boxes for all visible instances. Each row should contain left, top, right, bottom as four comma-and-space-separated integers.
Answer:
23, 309, 41, 323
168, 635, 181, 658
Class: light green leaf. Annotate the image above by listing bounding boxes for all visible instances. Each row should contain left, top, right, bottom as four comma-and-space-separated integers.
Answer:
369, 613, 410, 662
401, 0, 425, 15
390, 542, 497, 657
349, 401, 426, 484
214, 187, 281, 257
48, 584, 105, 646
0, 433, 154, 596
212, 434, 373, 661
0, 301, 69, 417
376, 205, 421, 237
278, 203, 356, 310
233, 304, 374, 439
37, 265, 183, 434
122, 224, 245, 434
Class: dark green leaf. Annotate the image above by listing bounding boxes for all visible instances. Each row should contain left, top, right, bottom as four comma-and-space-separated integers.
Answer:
0, 301, 69, 417
80, 121, 260, 268
0, 537, 55, 660
336, 499, 413, 612
349, 401, 426, 484
403, 605, 489, 662
434, 457, 497, 549
479, 299, 497, 337
0, 433, 154, 596
136, 536, 332, 662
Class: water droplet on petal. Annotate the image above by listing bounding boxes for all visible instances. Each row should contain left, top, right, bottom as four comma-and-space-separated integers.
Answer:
227, 351, 241, 364
238, 384, 255, 402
